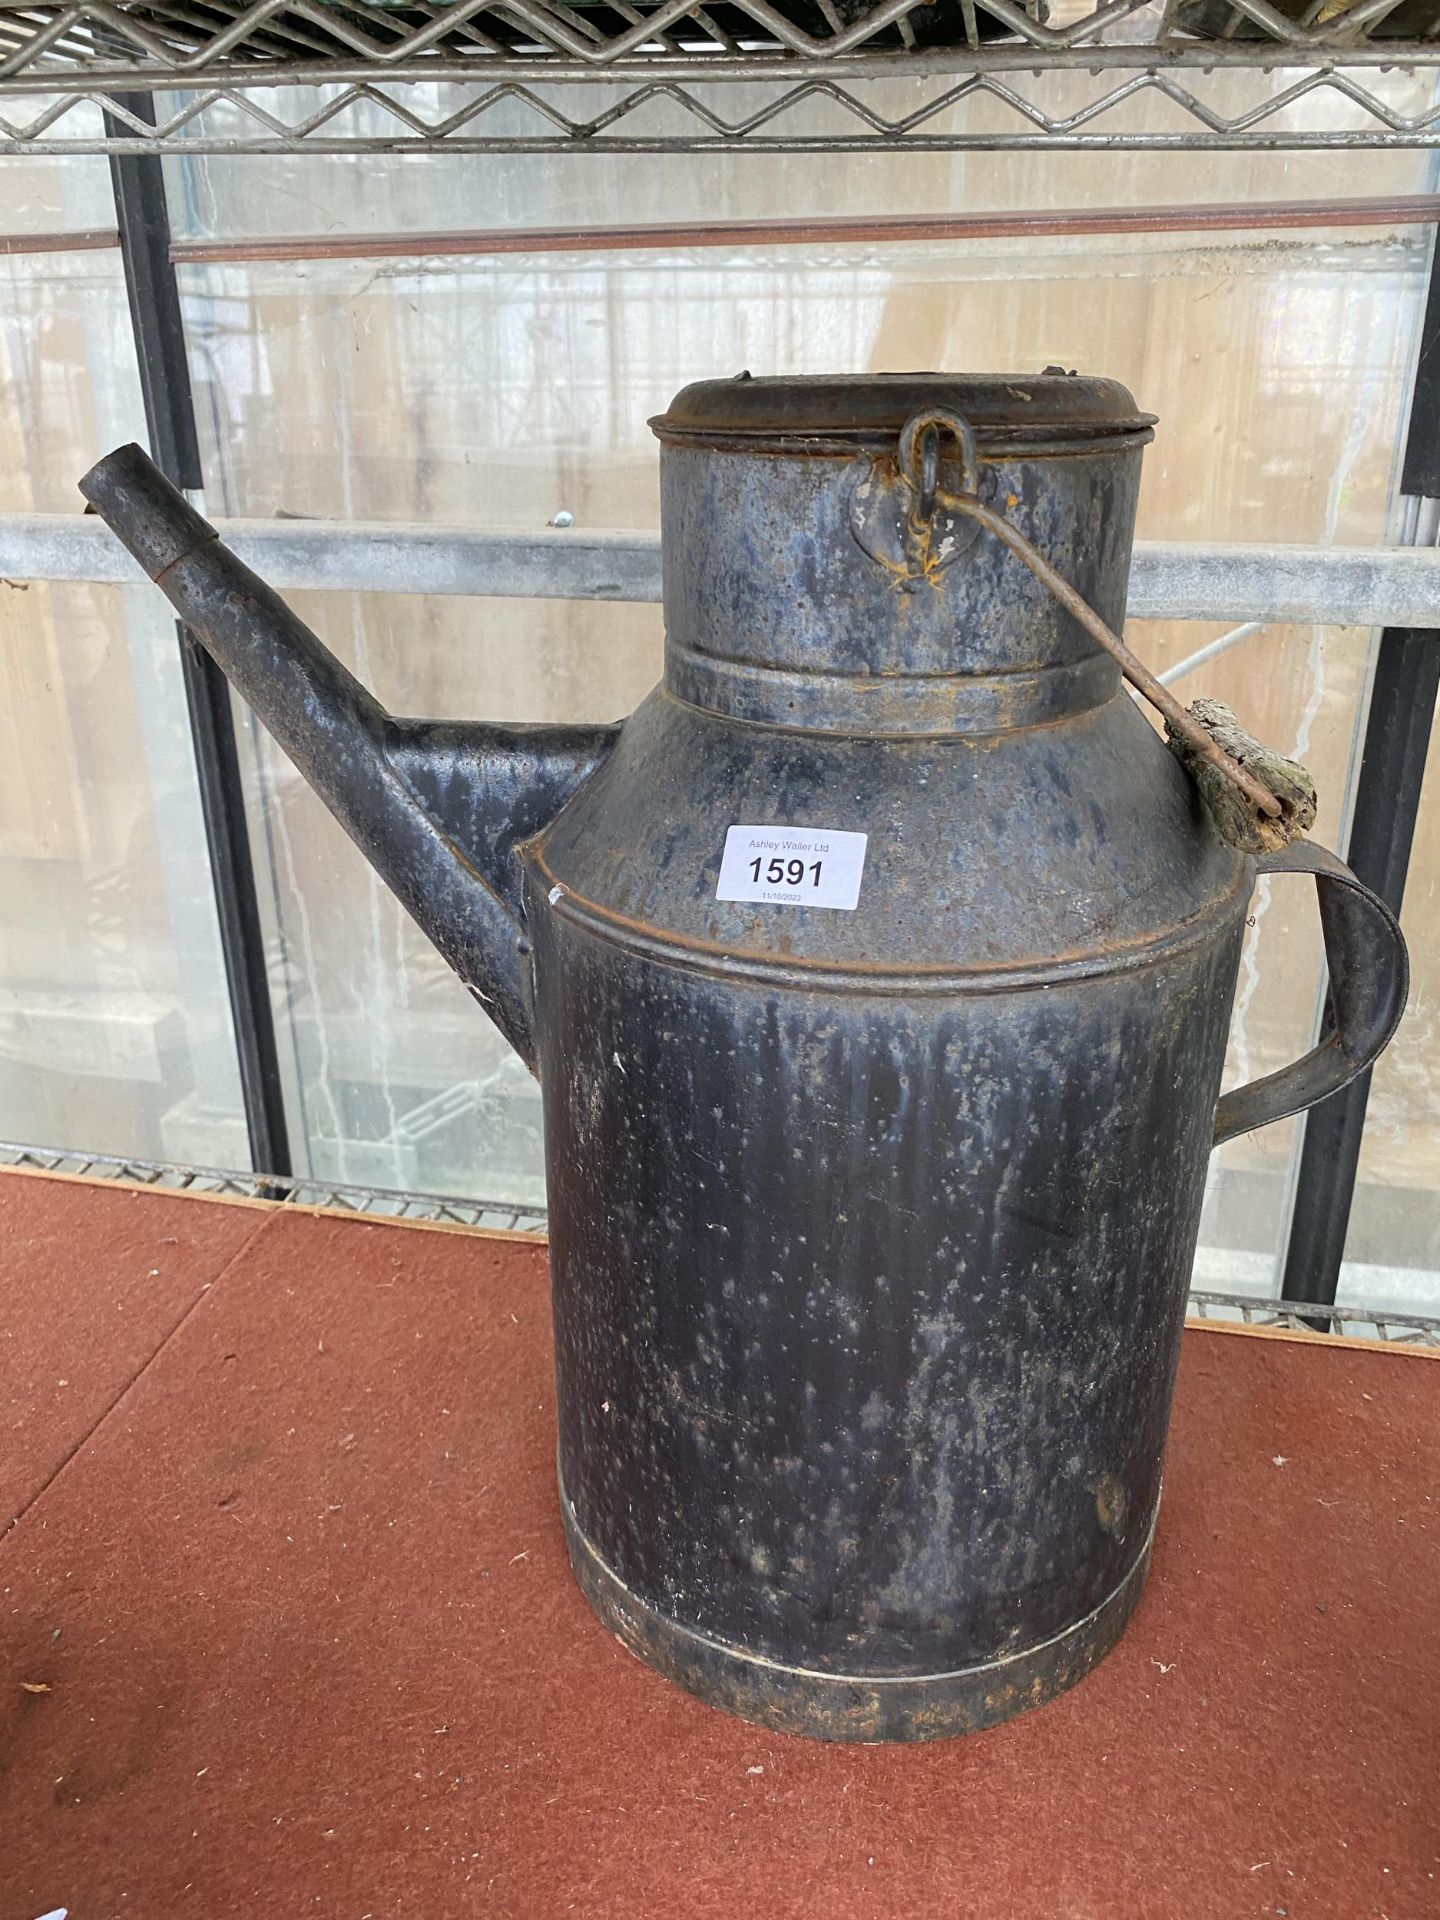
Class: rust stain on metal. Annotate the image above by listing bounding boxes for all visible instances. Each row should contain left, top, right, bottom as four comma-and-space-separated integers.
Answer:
1095, 1472, 1128, 1537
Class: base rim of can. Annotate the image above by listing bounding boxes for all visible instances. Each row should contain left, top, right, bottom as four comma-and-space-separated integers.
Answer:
560, 1482, 1158, 1744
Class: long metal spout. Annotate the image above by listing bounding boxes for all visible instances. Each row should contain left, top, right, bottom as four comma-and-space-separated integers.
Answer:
79, 444, 540, 1065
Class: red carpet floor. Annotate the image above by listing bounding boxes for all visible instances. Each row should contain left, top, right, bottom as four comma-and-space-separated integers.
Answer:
0, 1167, 1436, 1919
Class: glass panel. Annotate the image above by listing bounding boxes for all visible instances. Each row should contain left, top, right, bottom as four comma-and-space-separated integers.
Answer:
177, 207, 1428, 1239
230, 596, 658, 1202
1163, 623, 1377, 1297
0, 124, 113, 237
0, 244, 245, 1163
1341, 713, 1440, 1316
163, 74, 1438, 238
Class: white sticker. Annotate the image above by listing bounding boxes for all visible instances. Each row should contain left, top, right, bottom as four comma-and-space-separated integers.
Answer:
716, 824, 868, 912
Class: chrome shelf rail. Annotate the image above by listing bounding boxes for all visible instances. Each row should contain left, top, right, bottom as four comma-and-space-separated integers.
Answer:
4, 0, 1440, 152
1186, 1287, 1440, 1347
8, 514, 1440, 629
0, 1138, 549, 1233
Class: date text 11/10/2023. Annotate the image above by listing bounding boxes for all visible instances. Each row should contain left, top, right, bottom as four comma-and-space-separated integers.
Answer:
715, 825, 869, 913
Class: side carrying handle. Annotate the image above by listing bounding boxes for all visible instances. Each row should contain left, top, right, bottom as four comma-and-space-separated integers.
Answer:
1213, 841, 1409, 1147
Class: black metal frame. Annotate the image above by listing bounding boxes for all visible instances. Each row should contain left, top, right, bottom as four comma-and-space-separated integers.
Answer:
106, 94, 292, 1180
1281, 239, 1440, 1312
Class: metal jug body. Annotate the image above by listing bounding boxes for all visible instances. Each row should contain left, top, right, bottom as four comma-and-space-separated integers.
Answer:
80, 376, 1407, 1744
519, 375, 1253, 1740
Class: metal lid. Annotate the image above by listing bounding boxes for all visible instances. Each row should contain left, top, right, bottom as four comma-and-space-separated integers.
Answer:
650, 371, 1155, 455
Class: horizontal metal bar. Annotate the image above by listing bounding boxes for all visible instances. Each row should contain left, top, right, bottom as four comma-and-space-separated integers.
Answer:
16, 131, 1440, 155
0, 227, 119, 255
12, 515, 1440, 626
165, 195, 1440, 266
1125, 540, 1440, 625
9, 515, 662, 599
7, 45, 1440, 90
7, 63, 1440, 157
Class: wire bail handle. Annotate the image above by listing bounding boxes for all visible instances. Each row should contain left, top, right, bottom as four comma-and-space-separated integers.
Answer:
898, 407, 980, 530
893, 407, 1283, 826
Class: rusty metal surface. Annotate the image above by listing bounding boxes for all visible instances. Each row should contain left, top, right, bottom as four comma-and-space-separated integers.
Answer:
77, 371, 1410, 1743
0, 227, 118, 256
522, 375, 1250, 1731
563, 1484, 1158, 1742
652, 378, 1151, 744
651, 371, 1157, 455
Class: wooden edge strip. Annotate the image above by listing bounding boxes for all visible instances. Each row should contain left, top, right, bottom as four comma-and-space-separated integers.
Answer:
1182, 1314, 1440, 1360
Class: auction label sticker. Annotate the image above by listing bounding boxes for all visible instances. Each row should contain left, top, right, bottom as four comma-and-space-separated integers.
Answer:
715, 825, 868, 912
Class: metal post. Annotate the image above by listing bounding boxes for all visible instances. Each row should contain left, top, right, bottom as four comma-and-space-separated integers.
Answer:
1279, 248, 1440, 1314
106, 94, 292, 1179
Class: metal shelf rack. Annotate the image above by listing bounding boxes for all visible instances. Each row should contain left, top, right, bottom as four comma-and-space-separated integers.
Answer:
0, 1139, 550, 1235
3, 0, 1440, 153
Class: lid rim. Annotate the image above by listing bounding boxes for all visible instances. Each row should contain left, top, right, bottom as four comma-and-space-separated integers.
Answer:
650, 372, 1155, 454
650, 419, 1158, 455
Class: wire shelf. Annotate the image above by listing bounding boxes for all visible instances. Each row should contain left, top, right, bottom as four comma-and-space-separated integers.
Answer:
3, 0, 1440, 151
1186, 1286, 1440, 1346
6, 1137, 1440, 1348
0, 1138, 548, 1236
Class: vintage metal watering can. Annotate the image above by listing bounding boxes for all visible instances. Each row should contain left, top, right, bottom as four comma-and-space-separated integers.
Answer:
81, 373, 1407, 1743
